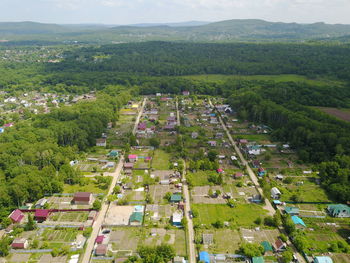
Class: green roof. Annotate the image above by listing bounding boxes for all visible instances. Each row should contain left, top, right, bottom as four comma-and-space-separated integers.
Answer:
327, 204, 350, 216
285, 206, 299, 215
260, 241, 273, 252
108, 150, 119, 157
170, 194, 182, 202
252, 257, 264, 263
129, 212, 143, 223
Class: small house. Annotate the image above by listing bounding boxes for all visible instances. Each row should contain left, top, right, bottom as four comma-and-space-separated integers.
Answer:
138, 122, 147, 130
261, 241, 273, 254
35, 198, 47, 209
217, 168, 224, 173
191, 132, 198, 139
129, 212, 143, 226
199, 251, 210, 263
252, 160, 260, 168
107, 150, 119, 158
9, 209, 24, 224
284, 207, 299, 216
234, 172, 243, 179
208, 141, 217, 147
172, 211, 183, 226
274, 239, 286, 252
96, 138, 107, 147
239, 139, 248, 145
11, 238, 28, 249
124, 162, 134, 169
291, 215, 306, 228
74, 192, 93, 205
327, 204, 350, 218
182, 91, 190, 96
314, 256, 333, 263
128, 154, 138, 162
170, 194, 182, 203
271, 187, 281, 199
258, 167, 265, 177
95, 244, 108, 256
95, 235, 104, 244
252, 257, 264, 263
34, 209, 50, 222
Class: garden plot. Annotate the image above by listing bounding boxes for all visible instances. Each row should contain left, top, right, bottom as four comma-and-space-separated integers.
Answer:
149, 185, 177, 204
42, 229, 78, 243
50, 211, 89, 222
8, 254, 31, 263
241, 228, 280, 245
191, 186, 227, 204
47, 196, 73, 209
104, 205, 135, 226
38, 254, 67, 263
331, 253, 350, 263
151, 170, 174, 180
145, 204, 174, 222
152, 150, 171, 170
199, 229, 242, 254
109, 227, 143, 252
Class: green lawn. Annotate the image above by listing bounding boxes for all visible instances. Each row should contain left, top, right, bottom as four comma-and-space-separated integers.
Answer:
279, 180, 330, 202
192, 203, 268, 228
152, 150, 171, 170
186, 170, 215, 186
63, 176, 112, 194
197, 229, 242, 254
234, 134, 270, 142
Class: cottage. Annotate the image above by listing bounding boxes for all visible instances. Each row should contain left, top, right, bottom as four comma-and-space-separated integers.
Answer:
271, 187, 281, 199
274, 239, 287, 252
314, 256, 333, 263
252, 160, 261, 168
239, 139, 248, 144
34, 209, 50, 222
215, 132, 224, 139
327, 204, 350, 218
107, 150, 119, 158
258, 167, 265, 177
284, 207, 299, 216
164, 124, 175, 130
128, 154, 138, 162
160, 179, 170, 185
291, 215, 306, 228
138, 122, 147, 130
74, 192, 93, 205
172, 211, 183, 226
96, 138, 107, 147
129, 212, 143, 225
95, 244, 108, 256
95, 235, 104, 244
11, 238, 28, 249
9, 209, 24, 224
208, 141, 217, 147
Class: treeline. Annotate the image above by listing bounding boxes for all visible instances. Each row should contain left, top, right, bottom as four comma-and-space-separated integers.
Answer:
46, 41, 350, 80
0, 87, 131, 222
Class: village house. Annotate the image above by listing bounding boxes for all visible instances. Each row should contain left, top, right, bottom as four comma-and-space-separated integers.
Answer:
207, 140, 217, 147
191, 132, 198, 139
182, 91, 190, 96
34, 209, 50, 222
128, 154, 138, 162
138, 122, 147, 130
129, 212, 143, 226
271, 187, 281, 199
96, 138, 107, 147
170, 194, 182, 203
274, 239, 287, 252
73, 192, 93, 205
95, 244, 108, 256
172, 211, 183, 226
9, 209, 25, 224
327, 204, 350, 218
11, 238, 28, 249
124, 162, 134, 170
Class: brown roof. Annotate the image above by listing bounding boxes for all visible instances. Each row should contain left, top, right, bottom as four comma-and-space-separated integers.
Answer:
74, 192, 92, 198
95, 244, 108, 255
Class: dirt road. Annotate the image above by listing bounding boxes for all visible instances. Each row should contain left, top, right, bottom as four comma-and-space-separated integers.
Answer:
132, 98, 147, 135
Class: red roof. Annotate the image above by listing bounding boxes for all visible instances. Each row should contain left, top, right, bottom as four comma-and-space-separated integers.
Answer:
124, 162, 134, 168
128, 154, 137, 159
74, 192, 92, 199
217, 169, 223, 173
95, 244, 107, 255
9, 209, 24, 223
35, 209, 50, 218
96, 235, 104, 244
275, 239, 285, 249
235, 172, 243, 178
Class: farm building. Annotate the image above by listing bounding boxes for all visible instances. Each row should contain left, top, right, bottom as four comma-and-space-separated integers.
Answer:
291, 215, 306, 228
34, 209, 50, 222
327, 204, 350, 218
199, 251, 210, 263
271, 187, 281, 199
74, 192, 93, 205
96, 138, 107, 147
11, 238, 28, 249
9, 209, 24, 224
284, 206, 299, 216
172, 211, 183, 226
314, 256, 333, 263
95, 244, 108, 256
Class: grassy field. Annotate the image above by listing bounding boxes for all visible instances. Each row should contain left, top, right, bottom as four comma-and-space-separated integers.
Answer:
192, 203, 268, 228
186, 170, 214, 186
279, 180, 330, 202
182, 74, 343, 86
198, 229, 242, 254
63, 176, 112, 194
152, 149, 171, 170
233, 134, 271, 142
314, 107, 350, 122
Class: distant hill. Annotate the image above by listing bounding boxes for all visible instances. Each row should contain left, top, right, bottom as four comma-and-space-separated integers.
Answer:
1, 19, 350, 43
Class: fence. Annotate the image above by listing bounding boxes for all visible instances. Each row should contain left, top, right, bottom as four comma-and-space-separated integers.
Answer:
19, 208, 96, 213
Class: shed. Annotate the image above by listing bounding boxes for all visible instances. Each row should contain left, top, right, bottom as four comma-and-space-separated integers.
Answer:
95, 244, 108, 256
274, 239, 286, 251
95, 235, 104, 244
314, 256, 333, 263
170, 194, 182, 203
199, 251, 210, 263
124, 162, 134, 169
9, 209, 24, 223
271, 187, 281, 199
11, 238, 28, 249
172, 211, 183, 226
35, 198, 47, 208
260, 241, 273, 253
128, 154, 138, 162
74, 192, 92, 205
96, 138, 107, 147
108, 150, 119, 158
34, 209, 50, 222
129, 212, 143, 225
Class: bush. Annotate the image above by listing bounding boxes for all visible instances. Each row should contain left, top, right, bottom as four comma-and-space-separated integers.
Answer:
92, 200, 102, 211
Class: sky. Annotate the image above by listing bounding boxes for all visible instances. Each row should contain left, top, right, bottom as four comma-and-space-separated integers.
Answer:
1, 0, 350, 25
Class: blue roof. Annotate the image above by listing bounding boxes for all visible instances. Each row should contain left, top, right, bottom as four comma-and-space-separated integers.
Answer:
291, 215, 306, 227
199, 251, 210, 263
314, 256, 333, 263
273, 200, 282, 205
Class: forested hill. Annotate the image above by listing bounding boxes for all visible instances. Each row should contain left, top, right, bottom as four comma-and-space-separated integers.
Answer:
46, 42, 350, 81
1, 19, 350, 43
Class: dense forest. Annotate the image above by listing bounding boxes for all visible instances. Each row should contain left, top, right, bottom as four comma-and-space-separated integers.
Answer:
0, 87, 131, 221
